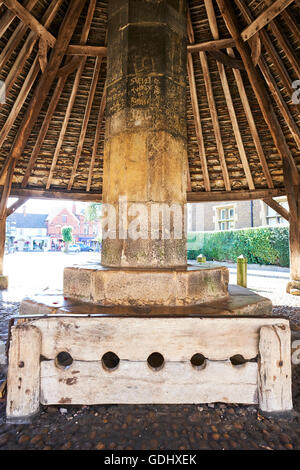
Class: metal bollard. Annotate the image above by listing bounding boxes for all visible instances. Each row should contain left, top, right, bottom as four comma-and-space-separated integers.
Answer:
197, 253, 206, 264
237, 255, 247, 288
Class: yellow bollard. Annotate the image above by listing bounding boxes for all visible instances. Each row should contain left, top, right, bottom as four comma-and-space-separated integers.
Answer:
237, 255, 247, 288
197, 254, 206, 264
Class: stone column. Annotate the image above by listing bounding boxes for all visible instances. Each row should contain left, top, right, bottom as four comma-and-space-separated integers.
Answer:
102, 0, 188, 268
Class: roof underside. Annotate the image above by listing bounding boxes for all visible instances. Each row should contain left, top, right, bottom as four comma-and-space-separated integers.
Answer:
0, 0, 299, 201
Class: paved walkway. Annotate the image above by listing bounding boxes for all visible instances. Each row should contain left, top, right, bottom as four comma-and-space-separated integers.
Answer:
0, 253, 298, 450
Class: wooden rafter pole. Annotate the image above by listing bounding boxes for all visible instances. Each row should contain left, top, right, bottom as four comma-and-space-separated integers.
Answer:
217, 0, 299, 187
187, 11, 210, 192
262, 0, 300, 78
227, 48, 273, 189
0, 0, 87, 202
46, 0, 96, 190
263, 198, 290, 222
68, 56, 102, 190
235, 0, 300, 149
2, 0, 56, 47
87, 85, 106, 192
217, 0, 300, 283
0, 0, 37, 38
21, 76, 68, 188
235, 0, 294, 96
199, 51, 231, 191
204, 0, 255, 190
241, 0, 295, 42
6, 197, 28, 217
187, 38, 235, 53
3, 0, 64, 98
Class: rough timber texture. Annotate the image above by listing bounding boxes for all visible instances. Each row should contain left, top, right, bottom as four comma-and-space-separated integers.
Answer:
0, 0, 298, 196
102, 0, 188, 267
258, 324, 293, 412
63, 264, 229, 306
5, 316, 292, 415
6, 323, 41, 421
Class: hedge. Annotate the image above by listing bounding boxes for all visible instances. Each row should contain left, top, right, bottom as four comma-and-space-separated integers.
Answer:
187, 226, 290, 267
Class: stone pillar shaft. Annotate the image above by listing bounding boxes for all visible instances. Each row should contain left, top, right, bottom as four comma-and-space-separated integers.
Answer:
102, 0, 188, 268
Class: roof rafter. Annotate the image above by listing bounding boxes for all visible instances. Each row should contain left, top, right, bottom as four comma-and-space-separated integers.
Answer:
2, 0, 56, 47
241, 0, 295, 41
46, 0, 97, 190
263, 198, 290, 222
204, 0, 255, 191
87, 85, 106, 192
0, 0, 37, 38
0, 0, 87, 197
68, 56, 103, 190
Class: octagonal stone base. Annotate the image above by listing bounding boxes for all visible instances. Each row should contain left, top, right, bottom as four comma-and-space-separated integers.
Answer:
63, 263, 229, 307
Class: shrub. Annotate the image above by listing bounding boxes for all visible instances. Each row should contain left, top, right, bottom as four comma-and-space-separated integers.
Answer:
187, 226, 290, 267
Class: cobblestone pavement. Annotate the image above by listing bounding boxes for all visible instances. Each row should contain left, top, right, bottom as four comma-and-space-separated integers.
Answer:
0, 298, 298, 450
0, 255, 299, 450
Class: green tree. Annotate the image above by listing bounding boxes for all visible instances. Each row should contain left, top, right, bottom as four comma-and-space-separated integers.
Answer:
62, 226, 73, 253
85, 203, 102, 222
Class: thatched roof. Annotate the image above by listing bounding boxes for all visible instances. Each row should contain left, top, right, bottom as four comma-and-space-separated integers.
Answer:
0, 0, 299, 203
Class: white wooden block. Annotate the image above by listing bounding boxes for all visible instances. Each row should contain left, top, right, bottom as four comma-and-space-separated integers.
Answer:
6, 324, 41, 421
258, 324, 293, 412
40, 359, 258, 405
33, 317, 290, 362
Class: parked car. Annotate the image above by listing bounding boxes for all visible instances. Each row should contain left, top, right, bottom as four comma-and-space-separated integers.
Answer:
68, 244, 81, 253
78, 243, 93, 252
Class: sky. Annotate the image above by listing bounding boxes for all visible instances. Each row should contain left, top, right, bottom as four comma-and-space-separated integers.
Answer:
7, 197, 88, 215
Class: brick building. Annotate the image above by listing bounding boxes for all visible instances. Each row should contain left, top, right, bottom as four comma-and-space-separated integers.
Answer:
47, 204, 100, 250
188, 197, 289, 232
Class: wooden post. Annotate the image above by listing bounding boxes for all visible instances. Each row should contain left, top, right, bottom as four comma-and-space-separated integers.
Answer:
0, 217, 7, 289
6, 324, 41, 422
286, 185, 300, 295
258, 324, 293, 412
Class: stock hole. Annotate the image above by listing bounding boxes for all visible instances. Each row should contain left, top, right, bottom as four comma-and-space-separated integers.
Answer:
230, 354, 247, 366
101, 352, 120, 371
56, 351, 73, 369
147, 352, 164, 371
190, 353, 206, 369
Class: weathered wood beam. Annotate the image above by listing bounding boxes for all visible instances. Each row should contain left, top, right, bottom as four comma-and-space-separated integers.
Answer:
235, 0, 300, 149
87, 85, 106, 192
208, 49, 244, 69
2, 0, 56, 47
66, 45, 107, 56
187, 188, 286, 202
68, 56, 102, 190
281, 6, 300, 38
0, 0, 37, 38
199, 51, 231, 191
9, 187, 103, 202
187, 52, 210, 192
0, 0, 87, 191
6, 186, 286, 203
0, 55, 40, 148
187, 38, 235, 53
6, 197, 28, 217
287, 185, 300, 281
3, 0, 63, 99
46, 0, 96, 190
235, 0, 294, 95
263, 197, 290, 221
241, 0, 295, 42
217, 0, 299, 190
21, 76, 68, 188
227, 48, 273, 189
0, 159, 15, 220
204, 0, 255, 191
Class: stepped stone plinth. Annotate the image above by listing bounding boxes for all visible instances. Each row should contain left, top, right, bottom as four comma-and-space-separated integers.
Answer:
63, 263, 229, 307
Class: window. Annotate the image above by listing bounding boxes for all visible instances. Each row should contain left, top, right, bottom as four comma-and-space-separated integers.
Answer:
217, 207, 235, 231
62, 215, 67, 224
84, 224, 89, 235
266, 199, 289, 226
